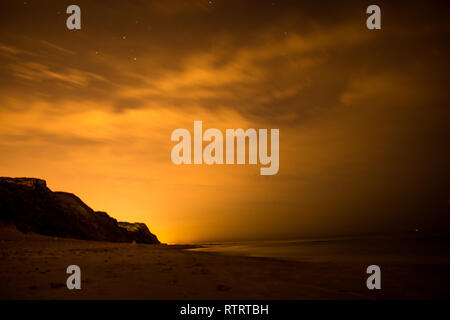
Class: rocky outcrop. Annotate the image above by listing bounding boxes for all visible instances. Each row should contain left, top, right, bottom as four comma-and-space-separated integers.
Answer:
118, 222, 159, 244
0, 177, 160, 244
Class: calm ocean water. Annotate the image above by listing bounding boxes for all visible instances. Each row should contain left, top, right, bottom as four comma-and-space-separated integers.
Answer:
189, 233, 450, 263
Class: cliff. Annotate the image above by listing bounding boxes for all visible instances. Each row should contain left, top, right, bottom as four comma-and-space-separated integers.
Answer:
0, 177, 160, 244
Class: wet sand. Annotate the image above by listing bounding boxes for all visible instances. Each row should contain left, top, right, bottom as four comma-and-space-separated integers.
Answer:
1, 226, 449, 299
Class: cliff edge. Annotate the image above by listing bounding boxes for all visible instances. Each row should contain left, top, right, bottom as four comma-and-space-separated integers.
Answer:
0, 177, 160, 244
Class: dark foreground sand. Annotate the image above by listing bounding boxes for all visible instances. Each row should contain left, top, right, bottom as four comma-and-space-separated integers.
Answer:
1, 226, 449, 299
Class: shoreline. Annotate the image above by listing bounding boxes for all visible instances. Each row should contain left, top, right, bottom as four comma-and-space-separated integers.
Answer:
1, 227, 449, 299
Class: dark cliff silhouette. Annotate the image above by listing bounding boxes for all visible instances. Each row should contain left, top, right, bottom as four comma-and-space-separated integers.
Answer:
0, 177, 159, 244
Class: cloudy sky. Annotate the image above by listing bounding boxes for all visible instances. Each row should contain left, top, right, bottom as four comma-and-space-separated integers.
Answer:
0, 0, 449, 243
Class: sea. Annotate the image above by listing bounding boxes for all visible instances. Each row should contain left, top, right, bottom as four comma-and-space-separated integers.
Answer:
189, 232, 450, 263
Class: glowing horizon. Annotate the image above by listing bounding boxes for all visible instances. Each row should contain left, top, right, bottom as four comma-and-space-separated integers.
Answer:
1, 0, 449, 243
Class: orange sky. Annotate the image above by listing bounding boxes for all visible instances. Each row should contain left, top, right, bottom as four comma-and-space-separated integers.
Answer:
0, 0, 449, 243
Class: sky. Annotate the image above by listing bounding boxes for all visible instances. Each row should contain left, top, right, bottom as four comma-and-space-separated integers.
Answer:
0, 0, 449, 243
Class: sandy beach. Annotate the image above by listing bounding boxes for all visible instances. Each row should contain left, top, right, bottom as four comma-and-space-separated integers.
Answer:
1, 226, 449, 300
